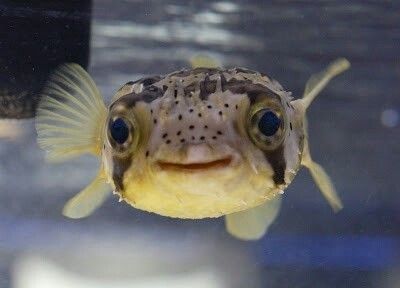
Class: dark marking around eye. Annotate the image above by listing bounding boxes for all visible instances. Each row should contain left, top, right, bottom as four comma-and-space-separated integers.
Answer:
112, 156, 131, 192
264, 145, 286, 185
113, 83, 164, 108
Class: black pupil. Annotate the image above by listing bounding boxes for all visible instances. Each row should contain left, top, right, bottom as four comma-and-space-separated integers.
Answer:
258, 110, 281, 136
110, 118, 129, 144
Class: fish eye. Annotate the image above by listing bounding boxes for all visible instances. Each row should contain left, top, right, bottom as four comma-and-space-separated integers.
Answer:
107, 115, 138, 153
257, 110, 281, 137
110, 118, 130, 144
247, 107, 285, 150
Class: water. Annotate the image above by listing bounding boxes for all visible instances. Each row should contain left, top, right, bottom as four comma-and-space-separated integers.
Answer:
0, 1, 399, 287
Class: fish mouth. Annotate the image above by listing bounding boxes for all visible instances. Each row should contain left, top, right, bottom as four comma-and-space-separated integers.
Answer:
158, 157, 232, 171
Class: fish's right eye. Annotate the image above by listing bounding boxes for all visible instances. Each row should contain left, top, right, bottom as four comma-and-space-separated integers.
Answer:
107, 116, 135, 151
110, 118, 129, 144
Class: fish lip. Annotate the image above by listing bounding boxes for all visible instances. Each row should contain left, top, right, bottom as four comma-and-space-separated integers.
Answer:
157, 156, 233, 171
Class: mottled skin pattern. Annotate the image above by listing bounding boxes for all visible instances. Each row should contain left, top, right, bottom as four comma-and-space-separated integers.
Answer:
102, 67, 305, 218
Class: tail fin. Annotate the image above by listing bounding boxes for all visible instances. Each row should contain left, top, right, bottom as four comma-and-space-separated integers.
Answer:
36, 64, 107, 162
300, 58, 350, 211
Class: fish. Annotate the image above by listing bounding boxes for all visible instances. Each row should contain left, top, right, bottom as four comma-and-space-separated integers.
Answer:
35, 58, 350, 240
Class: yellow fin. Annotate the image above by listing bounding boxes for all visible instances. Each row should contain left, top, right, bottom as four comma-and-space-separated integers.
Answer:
189, 54, 221, 69
302, 58, 350, 109
298, 58, 349, 211
301, 118, 343, 212
225, 196, 282, 240
36, 63, 107, 161
63, 169, 111, 219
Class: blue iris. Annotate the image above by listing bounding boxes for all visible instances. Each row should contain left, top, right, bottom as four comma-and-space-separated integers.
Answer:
110, 118, 129, 144
258, 110, 281, 136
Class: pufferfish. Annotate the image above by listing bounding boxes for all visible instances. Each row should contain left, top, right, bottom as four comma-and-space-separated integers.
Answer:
36, 58, 350, 240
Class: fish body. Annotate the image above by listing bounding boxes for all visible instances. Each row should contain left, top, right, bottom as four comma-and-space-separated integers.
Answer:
36, 59, 350, 240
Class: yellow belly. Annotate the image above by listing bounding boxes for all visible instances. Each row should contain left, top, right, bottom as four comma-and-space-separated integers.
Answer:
119, 164, 281, 219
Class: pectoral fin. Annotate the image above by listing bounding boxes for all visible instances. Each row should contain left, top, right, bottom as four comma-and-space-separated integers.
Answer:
302, 58, 350, 109
301, 125, 343, 212
225, 196, 282, 240
298, 58, 349, 212
63, 170, 111, 219
36, 63, 107, 162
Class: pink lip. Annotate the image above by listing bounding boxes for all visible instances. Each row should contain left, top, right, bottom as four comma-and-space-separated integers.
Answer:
157, 157, 232, 171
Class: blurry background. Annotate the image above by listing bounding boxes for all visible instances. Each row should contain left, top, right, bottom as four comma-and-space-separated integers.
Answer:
0, 1, 399, 287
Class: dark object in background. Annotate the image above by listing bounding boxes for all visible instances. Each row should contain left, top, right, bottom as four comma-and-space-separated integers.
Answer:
0, 1, 91, 119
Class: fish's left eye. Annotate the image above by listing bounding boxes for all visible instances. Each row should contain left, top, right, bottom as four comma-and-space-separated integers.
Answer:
258, 110, 281, 137
247, 108, 285, 150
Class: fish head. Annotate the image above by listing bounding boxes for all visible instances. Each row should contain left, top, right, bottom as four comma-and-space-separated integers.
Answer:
101, 68, 305, 218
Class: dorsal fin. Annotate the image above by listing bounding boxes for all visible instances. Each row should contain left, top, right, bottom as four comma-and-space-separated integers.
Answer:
189, 54, 221, 68
36, 63, 107, 161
